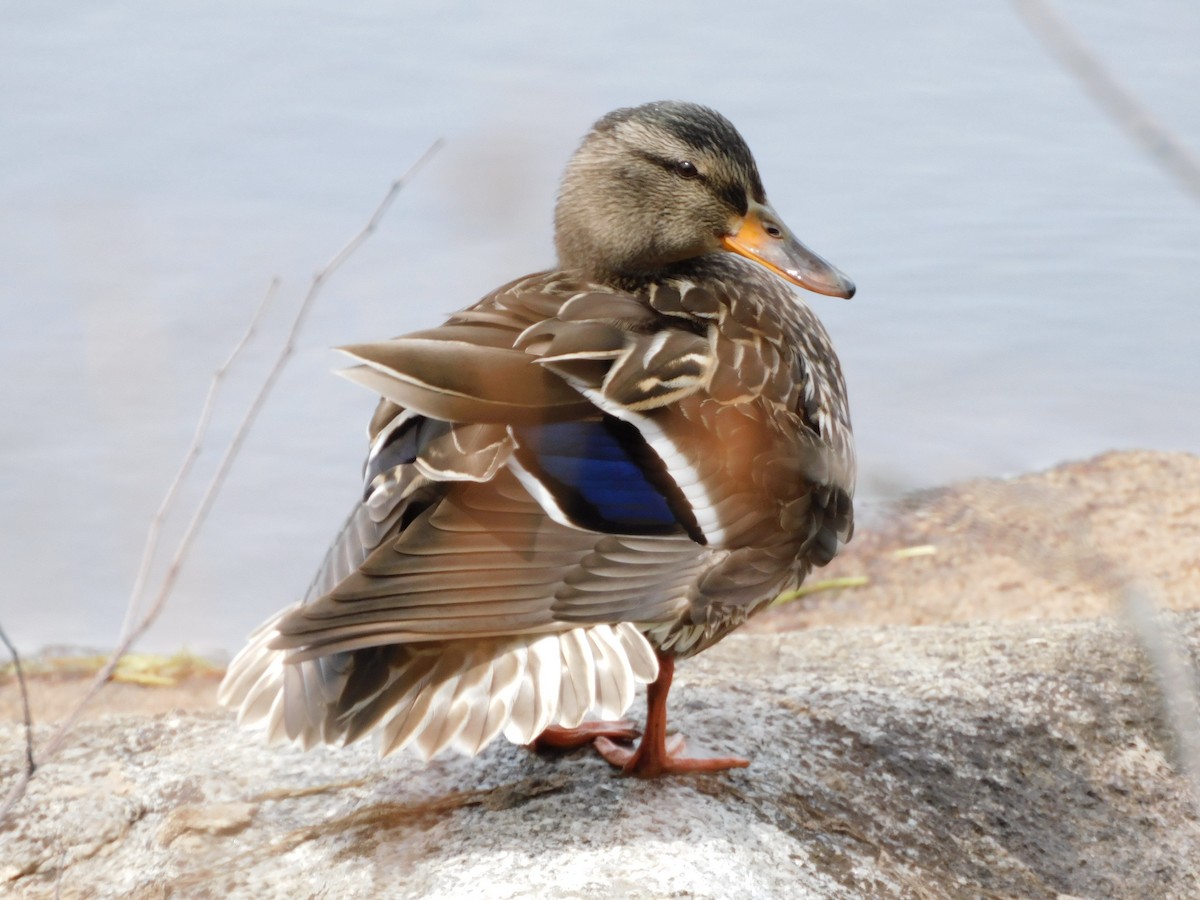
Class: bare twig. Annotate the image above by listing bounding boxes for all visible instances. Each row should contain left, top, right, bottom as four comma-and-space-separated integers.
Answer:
0, 278, 278, 821
1013, 0, 1200, 203
1003, 0, 1200, 812
0, 139, 443, 823
0, 628, 35, 782
1123, 585, 1200, 819
118, 278, 281, 639
939, 480, 1200, 813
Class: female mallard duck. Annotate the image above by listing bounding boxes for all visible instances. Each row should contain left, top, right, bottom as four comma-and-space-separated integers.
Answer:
219, 101, 856, 777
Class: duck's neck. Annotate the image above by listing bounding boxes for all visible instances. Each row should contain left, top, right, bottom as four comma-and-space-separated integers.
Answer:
561, 254, 731, 296
596, 268, 662, 294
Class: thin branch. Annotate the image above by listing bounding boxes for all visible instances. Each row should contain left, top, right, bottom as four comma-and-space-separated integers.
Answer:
933, 480, 1200, 813
0, 139, 443, 824
0, 624, 35, 802
119, 277, 281, 639
1013, 0, 1200, 203
1010, 2, 1200, 805
1122, 585, 1200, 819
0, 277, 279, 821
312, 139, 444, 291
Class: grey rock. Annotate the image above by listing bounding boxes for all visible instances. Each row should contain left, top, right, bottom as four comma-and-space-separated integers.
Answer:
4, 616, 1200, 898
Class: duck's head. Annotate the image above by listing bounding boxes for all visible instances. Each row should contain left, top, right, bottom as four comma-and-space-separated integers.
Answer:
554, 101, 854, 298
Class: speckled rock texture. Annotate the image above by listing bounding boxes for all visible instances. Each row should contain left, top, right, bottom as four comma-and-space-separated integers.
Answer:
755, 449, 1200, 630
4, 450, 1200, 897
5, 614, 1200, 898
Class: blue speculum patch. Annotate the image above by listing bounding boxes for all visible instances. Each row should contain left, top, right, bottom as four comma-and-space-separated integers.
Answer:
514, 418, 685, 536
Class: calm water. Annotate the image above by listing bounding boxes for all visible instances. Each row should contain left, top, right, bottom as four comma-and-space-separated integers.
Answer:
2, 2, 1198, 654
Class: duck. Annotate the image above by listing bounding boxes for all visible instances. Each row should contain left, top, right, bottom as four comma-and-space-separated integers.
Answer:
218, 100, 856, 777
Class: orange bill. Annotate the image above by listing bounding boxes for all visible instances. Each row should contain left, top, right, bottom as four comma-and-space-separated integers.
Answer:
721, 201, 855, 298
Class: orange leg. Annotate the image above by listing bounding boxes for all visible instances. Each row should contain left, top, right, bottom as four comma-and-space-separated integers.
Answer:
528, 720, 641, 752
593, 652, 750, 777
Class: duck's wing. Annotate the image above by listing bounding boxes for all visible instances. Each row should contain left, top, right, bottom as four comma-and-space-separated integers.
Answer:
275, 277, 725, 657
278, 270, 859, 654
338, 287, 713, 423
277, 469, 706, 655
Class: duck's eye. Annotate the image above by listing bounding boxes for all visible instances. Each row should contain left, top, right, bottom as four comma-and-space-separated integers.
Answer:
673, 160, 699, 179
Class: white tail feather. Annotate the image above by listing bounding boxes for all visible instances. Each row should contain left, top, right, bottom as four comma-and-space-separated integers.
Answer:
218, 614, 659, 760
503, 635, 561, 744
555, 629, 596, 729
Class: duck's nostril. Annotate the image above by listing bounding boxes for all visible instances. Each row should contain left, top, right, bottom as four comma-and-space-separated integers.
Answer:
763, 223, 783, 239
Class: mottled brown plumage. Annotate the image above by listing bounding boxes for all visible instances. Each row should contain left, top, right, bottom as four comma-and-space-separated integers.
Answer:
219, 101, 855, 776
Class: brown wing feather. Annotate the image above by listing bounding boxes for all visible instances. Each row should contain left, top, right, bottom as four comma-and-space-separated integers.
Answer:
339, 340, 592, 424
278, 266, 855, 666
273, 469, 705, 656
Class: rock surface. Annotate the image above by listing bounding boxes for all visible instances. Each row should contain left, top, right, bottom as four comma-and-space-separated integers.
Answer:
3, 450, 1200, 898
4, 615, 1200, 898
754, 449, 1200, 630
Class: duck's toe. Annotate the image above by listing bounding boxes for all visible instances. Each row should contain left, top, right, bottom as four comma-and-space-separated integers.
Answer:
594, 733, 749, 777
528, 720, 642, 753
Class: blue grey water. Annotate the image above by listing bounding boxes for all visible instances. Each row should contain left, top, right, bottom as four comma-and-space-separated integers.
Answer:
2, 2, 1198, 654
